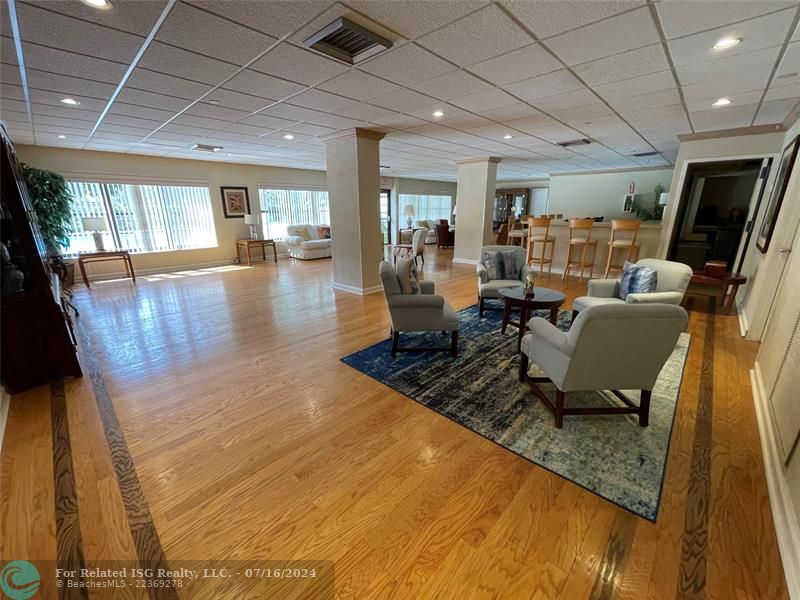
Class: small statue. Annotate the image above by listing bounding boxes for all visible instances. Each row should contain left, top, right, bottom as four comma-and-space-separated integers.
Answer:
524, 271, 536, 297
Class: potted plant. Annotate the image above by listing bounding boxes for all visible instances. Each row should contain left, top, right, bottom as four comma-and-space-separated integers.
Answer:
632, 183, 666, 222
21, 164, 75, 285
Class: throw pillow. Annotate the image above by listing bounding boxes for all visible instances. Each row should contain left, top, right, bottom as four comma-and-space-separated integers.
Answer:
317, 226, 331, 239
297, 227, 312, 241
619, 262, 658, 299
395, 258, 420, 294
482, 249, 522, 281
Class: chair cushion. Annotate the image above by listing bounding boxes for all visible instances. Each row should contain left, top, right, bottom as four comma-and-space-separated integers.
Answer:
479, 280, 524, 298
440, 301, 460, 330
572, 295, 625, 313
611, 239, 637, 247
530, 234, 555, 242
395, 258, 420, 295
619, 261, 658, 300
481, 249, 524, 280
299, 239, 331, 249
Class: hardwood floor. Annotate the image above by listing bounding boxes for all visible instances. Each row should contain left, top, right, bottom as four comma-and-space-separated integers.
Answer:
0, 246, 789, 599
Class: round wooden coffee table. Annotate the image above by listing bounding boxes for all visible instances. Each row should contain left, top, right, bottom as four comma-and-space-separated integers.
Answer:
499, 286, 566, 351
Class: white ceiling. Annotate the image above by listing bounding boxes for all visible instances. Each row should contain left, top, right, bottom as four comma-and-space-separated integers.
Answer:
1, 0, 798, 182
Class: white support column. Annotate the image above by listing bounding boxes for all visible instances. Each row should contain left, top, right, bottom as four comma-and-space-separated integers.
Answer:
453, 157, 501, 264
323, 128, 386, 295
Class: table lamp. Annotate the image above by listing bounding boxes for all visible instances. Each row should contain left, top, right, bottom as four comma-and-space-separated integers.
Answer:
403, 204, 415, 228
81, 217, 107, 251
244, 213, 260, 240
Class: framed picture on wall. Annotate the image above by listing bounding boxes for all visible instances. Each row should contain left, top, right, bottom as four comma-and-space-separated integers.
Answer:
757, 135, 799, 253
220, 186, 250, 218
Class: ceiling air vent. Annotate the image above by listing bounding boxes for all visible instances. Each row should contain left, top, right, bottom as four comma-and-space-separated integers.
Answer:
632, 151, 659, 157
304, 17, 392, 64
192, 143, 222, 152
557, 138, 592, 147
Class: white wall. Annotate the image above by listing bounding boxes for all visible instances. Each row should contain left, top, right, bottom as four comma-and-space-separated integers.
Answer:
548, 168, 674, 221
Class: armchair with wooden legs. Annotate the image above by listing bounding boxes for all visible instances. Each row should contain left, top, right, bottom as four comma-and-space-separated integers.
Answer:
519, 303, 687, 428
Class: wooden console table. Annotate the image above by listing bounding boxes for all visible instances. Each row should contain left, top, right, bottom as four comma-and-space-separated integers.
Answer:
689, 261, 747, 308
236, 239, 278, 265
77, 250, 135, 288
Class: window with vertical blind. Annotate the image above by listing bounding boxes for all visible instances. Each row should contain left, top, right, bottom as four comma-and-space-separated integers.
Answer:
64, 181, 217, 256
258, 187, 329, 239
399, 193, 453, 223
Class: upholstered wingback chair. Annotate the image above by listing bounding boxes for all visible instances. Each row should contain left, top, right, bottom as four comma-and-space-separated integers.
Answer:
572, 258, 692, 314
476, 245, 537, 316
379, 261, 459, 357
520, 303, 687, 428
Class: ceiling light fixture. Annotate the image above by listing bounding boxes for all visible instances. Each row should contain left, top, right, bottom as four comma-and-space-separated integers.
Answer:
57, 135, 66, 139
283, 134, 294, 140
60, 98, 80, 105
192, 143, 223, 152
713, 37, 741, 50
207, 99, 220, 105
80, 0, 112, 8
712, 97, 732, 107
503, 134, 513, 139
432, 110, 444, 118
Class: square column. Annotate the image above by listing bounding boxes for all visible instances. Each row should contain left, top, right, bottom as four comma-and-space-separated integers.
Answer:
453, 157, 501, 264
323, 128, 386, 295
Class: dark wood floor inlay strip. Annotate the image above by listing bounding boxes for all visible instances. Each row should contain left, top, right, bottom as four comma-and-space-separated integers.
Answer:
677, 297, 716, 599
50, 378, 89, 600
589, 511, 637, 600
76, 319, 178, 600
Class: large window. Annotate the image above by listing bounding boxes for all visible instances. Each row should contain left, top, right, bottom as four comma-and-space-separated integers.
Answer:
65, 181, 217, 256
399, 193, 453, 223
258, 187, 329, 239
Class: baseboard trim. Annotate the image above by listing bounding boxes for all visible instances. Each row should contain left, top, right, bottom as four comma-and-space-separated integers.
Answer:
75, 259, 255, 285
0, 387, 10, 457
750, 365, 800, 600
452, 258, 480, 265
738, 302, 750, 337
331, 282, 383, 296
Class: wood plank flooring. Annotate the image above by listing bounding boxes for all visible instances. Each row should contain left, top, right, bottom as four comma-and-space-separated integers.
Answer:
0, 246, 789, 599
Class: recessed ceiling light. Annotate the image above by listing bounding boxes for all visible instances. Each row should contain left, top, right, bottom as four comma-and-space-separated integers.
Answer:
60, 98, 80, 105
283, 134, 294, 140
57, 135, 66, 139
713, 37, 741, 50
192, 143, 223, 152
432, 110, 444, 118
207, 99, 220, 105
712, 97, 732, 107
503, 134, 513, 139
80, 0, 112, 7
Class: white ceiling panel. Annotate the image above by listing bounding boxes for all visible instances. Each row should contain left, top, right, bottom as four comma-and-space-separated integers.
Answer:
358, 43, 454, 85
545, 7, 659, 66
691, 103, 759, 130
256, 102, 326, 123
27, 71, 116, 100
23, 0, 168, 36
109, 102, 178, 123
501, 0, 645, 39
29, 89, 108, 111
138, 42, 238, 85
681, 73, 769, 103
416, 70, 494, 100
370, 88, 438, 112
126, 69, 212, 100
185, 103, 252, 122
0, 84, 24, 101
606, 88, 681, 113
1, 34, 18, 64
169, 113, 231, 130
765, 82, 800, 101
0, 65, 21, 87
238, 113, 298, 131
686, 90, 763, 112
574, 44, 670, 87
449, 88, 520, 113
677, 46, 782, 86
318, 70, 400, 101
22, 42, 127, 83
468, 43, 562, 85
592, 71, 679, 100
417, 4, 532, 66
506, 70, 584, 102
331, 102, 399, 122
223, 70, 306, 101
286, 88, 352, 112
754, 98, 798, 124
777, 41, 800, 78
251, 43, 349, 86
116, 89, 193, 113
345, 0, 487, 39
370, 112, 429, 130
156, 2, 277, 66
199, 88, 276, 113
187, 0, 334, 39
533, 88, 599, 112
656, 0, 797, 39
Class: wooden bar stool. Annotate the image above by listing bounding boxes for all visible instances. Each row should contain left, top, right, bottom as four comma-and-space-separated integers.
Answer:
563, 218, 598, 281
526, 216, 555, 275
604, 219, 641, 278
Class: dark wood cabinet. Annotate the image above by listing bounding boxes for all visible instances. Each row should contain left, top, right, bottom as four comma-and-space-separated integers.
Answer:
1, 122, 82, 393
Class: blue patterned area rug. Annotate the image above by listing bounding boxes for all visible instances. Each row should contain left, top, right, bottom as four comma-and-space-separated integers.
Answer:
341, 304, 690, 521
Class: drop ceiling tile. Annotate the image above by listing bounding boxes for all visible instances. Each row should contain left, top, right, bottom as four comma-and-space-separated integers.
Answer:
167, 113, 230, 130
99, 123, 168, 137
359, 43, 455, 85
109, 103, 177, 122
223, 70, 306, 101
31, 103, 100, 121
22, 42, 127, 83
478, 102, 541, 121
607, 88, 681, 112
34, 115, 95, 129
318, 71, 400, 101
468, 43, 563, 85
287, 121, 338, 136
777, 41, 800, 78
345, 0, 487, 39
655, 0, 797, 39
754, 98, 798, 124
147, 131, 200, 144
417, 4, 532, 66
573, 43, 670, 86
26, 71, 116, 101
31, 89, 110, 112
286, 89, 352, 112
533, 89, 600, 112
370, 88, 438, 112
370, 112, 428, 129
0, 83, 24, 101
690, 103, 758, 131
667, 9, 795, 68
239, 113, 298, 130
676, 46, 781, 86
251, 42, 349, 86
0, 109, 30, 124
501, 0, 645, 39
765, 82, 800, 101
592, 70, 676, 100
188, 0, 334, 39
306, 113, 368, 129
686, 90, 763, 112
331, 102, 399, 122
115, 89, 193, 113
126, 69, 212, 100
157, 2, 277, 66
546, 7, 659, 66
201, 88, 276, 112
223, 122, 273, 136
256, 102, 326, 122
449, 88, 519, 113
91, 131, 148, 143
186, 103, 251, 122
0, 63, 21, 87
1, 35, 17, 65
23, 0, 168, 36
104, 113, 165, 130
416, 70, 494, 100
435, 113, 494, 129
139, 42, 238, 85
506, 70, 584, 103
681, 74, 768, 103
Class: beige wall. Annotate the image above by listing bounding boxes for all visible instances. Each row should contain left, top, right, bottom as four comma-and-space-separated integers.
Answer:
548, 168, 674, 221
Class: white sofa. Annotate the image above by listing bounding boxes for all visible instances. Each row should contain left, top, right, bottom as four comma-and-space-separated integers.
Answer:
415, 220, 439, 244
284, 224, 331, 260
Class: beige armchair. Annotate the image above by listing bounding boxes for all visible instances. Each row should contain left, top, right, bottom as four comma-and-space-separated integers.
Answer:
477, 245, 537, 316
520, 303, 687, 428
391, 228, 428, 266
379, 261, 459, 357
572, 258, 692, 315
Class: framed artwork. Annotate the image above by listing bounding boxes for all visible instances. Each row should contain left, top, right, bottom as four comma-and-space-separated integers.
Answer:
622, 193, 634, 213
757, 135, 799, 253
220, 186, 250, 218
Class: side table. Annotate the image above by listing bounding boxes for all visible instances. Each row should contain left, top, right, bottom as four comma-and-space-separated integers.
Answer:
236, 239, 278, 266
77, 250, 135, 288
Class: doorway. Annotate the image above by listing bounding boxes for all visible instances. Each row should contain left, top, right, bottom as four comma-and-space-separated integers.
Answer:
380, 189, 391, 244
668, 158, 771, 272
